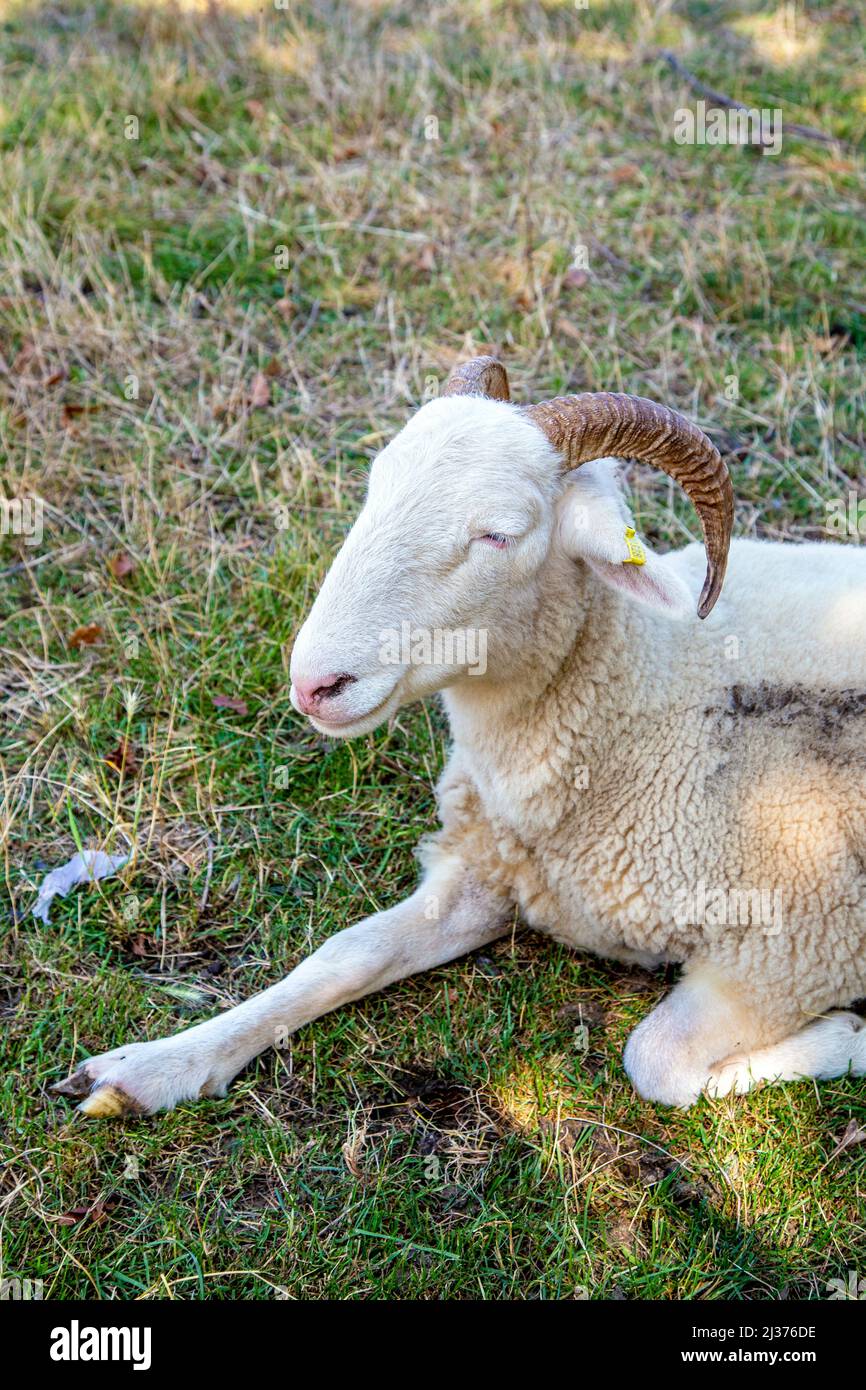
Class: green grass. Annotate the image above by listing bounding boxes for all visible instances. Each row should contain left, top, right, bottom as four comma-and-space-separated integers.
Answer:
1, 0, 865, 1300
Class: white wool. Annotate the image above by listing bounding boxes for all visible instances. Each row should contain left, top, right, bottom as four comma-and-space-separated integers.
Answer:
58, 396, 866, 1115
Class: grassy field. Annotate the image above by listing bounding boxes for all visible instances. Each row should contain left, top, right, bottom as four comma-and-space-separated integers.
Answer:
1, 0, 865, 1300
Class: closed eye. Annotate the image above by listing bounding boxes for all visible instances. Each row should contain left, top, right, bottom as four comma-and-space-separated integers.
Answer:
475, 532, 512, 550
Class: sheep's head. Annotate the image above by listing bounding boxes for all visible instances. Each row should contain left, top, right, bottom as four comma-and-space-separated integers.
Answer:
290, 357, 733, 737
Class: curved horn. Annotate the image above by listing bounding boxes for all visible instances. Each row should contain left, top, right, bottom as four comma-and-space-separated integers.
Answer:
526, 393, 733, 618
443, 355, 511, 401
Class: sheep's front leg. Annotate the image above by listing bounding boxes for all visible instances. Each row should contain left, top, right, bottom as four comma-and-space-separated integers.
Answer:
53, 856, 512, 1118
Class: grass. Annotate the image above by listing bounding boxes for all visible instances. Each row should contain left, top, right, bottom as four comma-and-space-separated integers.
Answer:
1, 0, 865, 1300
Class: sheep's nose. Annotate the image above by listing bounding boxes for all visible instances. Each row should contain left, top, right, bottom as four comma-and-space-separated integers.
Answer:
293, 672, 356, 715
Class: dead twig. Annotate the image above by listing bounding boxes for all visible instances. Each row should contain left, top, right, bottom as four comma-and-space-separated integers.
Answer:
657, 49, 841, 148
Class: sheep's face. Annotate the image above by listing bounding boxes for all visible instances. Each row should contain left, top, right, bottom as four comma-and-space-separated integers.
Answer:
290, 396, 563, 737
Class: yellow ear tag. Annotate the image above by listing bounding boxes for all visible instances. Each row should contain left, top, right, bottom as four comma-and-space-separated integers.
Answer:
623, 526, 646, 566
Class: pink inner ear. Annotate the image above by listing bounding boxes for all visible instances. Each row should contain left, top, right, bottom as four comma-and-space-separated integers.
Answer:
586, 556, 691, 615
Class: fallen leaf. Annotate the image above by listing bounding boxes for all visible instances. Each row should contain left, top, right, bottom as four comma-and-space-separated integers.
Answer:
415, 242, 437, 274
108, 551, 136, 579
564, 267, 589, 289
69, 623, 104, 649
104, 738, 138, 779
245, 98, 266, 120
62, 403, 102, 428
829, 1117, 866, 1162
56, 1202, 115, 1227
13, 341, 38, 374
342, 1137, 366, 1178
274, 297, 296, 320
12, 342, 65, 384
611, 163, 641, 183
823, 157, 855, 175
213, 694, 249, 716
32, 848, 131, 924
493, 254, 535, 310
249, 371, 270, 408
340, 282, 379, 308
557, 316, 584, 343
333, 142, 363, 162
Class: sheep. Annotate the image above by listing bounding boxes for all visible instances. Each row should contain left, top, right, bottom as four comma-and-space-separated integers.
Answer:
54, 356, 866, 1118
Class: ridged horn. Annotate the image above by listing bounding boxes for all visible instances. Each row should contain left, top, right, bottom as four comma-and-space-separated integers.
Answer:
442, 355, 511, 401
526, 393, 733, 618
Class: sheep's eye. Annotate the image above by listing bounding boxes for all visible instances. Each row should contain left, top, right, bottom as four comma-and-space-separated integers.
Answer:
475, 532, 511, 550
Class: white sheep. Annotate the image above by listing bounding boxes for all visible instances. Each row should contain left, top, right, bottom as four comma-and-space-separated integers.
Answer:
56, 357, 866, 1117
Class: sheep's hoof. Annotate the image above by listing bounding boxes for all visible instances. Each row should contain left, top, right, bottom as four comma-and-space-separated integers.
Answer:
52, 1071, 141, 1118
51, 1069, 94, 1100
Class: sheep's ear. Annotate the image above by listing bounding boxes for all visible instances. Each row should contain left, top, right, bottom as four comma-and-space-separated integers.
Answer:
557, 459, 693, 618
